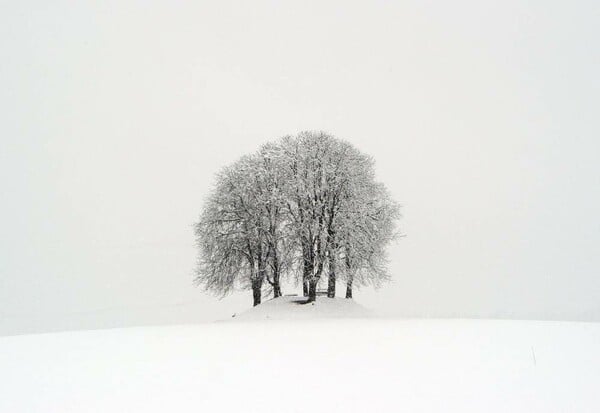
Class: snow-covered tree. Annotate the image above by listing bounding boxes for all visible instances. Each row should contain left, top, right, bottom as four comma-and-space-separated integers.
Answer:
251, 143, 295, 299
194, 131, 400, 305
195, 147, 296, 306
194, 156, 268, 306
276, 131, 400, 301
278, 132, 343, 301
336, 181, 400, 298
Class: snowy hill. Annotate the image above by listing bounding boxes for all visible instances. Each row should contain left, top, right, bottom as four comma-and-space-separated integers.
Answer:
1, 306, 599, 412
229, 295, 372, 320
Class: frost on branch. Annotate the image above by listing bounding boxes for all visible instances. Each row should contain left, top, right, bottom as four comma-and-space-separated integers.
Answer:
194, 131, 400, 306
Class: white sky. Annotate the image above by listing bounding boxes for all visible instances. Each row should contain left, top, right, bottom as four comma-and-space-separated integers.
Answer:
1, 0, 599, 334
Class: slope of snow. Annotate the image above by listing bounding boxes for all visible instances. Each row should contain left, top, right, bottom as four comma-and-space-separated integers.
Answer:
1, 301, 599, 412
229, 295, 372, 320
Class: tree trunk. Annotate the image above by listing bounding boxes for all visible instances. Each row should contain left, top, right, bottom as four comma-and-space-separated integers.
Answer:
345, 246, 353, 299
302, 259, 310, 297
302, 242, 311, 297
252, 278, 263, 306
274, 283, 282, 298
308, 279, 318, 302
308, 259, 325, 302
273, 274, 282, 299
271, 247, 282, 298
327, 253, 336, 298
302, 242, 313, 297
254, 245, 266, 306
345, 275, 353, 299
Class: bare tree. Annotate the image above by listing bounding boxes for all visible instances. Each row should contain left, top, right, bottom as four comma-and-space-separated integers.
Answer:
277, 132, 399, 301
194, 131, 400, 306
279, 133, 342, 301
194, 156, 267, 306
337, 181, 400, 299
252, 143, 294, 298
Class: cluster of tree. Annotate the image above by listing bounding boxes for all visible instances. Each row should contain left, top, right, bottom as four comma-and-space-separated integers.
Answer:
194, 131, 400, 306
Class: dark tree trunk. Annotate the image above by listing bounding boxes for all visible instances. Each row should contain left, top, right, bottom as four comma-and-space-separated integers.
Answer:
326, 210, 337, 299
267, 270, 282, 299
302, 242, 312, 297
327, 253, 336, 298
308, 259, 324, 302
254, 244, 266, 306
302, 259, 310, 297
345, 276, 353, 299
302, 241, 311, 297
252, 278, 263, 306
271, 246, 282, 298
273, 270, 282, 298
345, 246, 353, 299
308, 279, 318, 302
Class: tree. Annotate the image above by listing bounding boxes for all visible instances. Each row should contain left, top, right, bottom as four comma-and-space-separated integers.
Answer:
337, 181, 400, 298
252, 143, 294, 298
194, 131, 400, 305
278, 132, 344, 301
194, 156, 267, 306
277, 132, 399, 301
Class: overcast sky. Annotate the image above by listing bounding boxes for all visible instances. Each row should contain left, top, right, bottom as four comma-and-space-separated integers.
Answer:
1, 0, 599, 335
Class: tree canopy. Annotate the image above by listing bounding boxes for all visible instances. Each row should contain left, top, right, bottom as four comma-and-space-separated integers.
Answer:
194, 131, 400, 306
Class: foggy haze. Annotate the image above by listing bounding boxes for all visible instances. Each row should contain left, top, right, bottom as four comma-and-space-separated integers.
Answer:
1, 0, 599, 335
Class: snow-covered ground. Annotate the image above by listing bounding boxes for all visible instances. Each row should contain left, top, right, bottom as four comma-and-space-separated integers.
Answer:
230, 295, 372, 320
1, 298, 599, 412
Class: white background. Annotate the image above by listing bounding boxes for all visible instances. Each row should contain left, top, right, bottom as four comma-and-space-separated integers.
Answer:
1, 0, 599, 335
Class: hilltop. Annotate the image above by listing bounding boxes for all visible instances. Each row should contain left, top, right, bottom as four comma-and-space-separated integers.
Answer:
229, 295, 372, 321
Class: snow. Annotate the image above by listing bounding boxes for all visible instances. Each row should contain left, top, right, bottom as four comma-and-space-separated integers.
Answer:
229, 295, 373, 320
1, 301, 599, 412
